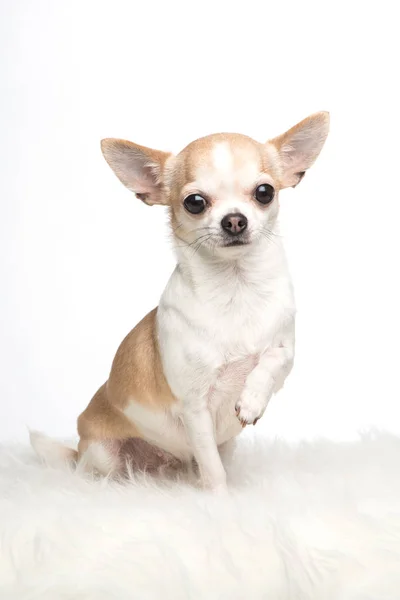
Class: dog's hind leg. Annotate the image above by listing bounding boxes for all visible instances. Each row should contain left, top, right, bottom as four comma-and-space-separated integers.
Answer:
78, 437, 183, 478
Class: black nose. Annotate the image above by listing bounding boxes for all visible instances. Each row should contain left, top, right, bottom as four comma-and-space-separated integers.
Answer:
221, 213, 248, 236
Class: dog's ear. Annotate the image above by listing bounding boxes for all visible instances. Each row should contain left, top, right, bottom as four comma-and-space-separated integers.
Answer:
269, 112, 330, 189
101, 139, 172, 206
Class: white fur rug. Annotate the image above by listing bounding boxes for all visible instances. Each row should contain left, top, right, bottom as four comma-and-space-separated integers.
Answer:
1, 433, 400, 599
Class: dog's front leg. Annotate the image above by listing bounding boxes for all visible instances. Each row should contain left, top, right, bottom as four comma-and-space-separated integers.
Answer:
235, 332, 295, 426
184, 399, 227, 491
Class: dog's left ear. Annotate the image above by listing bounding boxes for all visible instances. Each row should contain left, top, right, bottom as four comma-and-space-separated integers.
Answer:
101, 138, 172, 205
269, 112, 330, 188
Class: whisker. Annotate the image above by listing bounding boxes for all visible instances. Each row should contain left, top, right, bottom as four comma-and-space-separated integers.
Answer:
261, 227, 282, 238
191, 233, 214, 257
171, 222, 183, 233
174, 231, 216, 251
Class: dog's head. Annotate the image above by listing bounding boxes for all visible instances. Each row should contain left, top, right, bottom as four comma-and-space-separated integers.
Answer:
101, 112, 329, 259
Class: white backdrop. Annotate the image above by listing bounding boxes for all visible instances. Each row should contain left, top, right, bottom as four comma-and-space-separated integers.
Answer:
1, 0, 399, 443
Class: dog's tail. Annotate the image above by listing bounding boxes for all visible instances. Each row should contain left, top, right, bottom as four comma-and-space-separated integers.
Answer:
29, 430, 78, 467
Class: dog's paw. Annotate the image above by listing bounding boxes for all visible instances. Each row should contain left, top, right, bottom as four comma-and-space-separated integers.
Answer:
235, 389, 269, 426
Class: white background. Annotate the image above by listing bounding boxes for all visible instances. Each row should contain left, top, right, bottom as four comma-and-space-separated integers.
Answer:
1, 0, 399, 443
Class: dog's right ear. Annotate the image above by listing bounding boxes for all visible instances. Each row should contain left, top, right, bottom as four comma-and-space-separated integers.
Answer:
101, 139, 172, 206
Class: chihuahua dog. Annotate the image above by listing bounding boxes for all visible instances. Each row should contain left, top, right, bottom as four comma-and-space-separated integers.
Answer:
31, 112, 329, 490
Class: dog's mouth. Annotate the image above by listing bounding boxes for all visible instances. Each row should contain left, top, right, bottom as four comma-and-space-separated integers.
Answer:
222, 239, 250, 247
220, 232, 252, 248
174, 230, 252, 254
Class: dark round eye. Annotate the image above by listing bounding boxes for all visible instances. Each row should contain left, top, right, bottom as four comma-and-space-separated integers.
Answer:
255, 184, 275, 205
183, 194, 207, 214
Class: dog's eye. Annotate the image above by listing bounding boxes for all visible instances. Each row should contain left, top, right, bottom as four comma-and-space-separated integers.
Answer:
255, 184, 275, 205
183, 194, 207, 215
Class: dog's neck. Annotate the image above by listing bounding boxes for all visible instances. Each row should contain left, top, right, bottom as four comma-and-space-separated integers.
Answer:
173, 231, 288, 301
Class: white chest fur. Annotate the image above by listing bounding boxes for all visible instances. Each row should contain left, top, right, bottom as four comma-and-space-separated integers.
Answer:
143, 238, 296, 456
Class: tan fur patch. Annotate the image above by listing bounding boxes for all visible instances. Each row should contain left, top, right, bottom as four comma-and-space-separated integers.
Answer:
167, 133, 281, 203
77, 309, 176, 458
107, 308, 175, 408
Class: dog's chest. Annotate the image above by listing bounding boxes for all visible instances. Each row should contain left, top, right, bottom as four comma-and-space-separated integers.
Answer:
159, 258, 293, 411
195, 275, 281, 349
184, 287, 289, 441
197, 282, 285, 365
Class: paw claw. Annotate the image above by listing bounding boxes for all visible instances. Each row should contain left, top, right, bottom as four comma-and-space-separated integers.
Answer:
235, 391, 267, 426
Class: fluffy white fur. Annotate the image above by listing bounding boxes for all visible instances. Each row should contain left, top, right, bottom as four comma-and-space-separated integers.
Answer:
1, 432, 400, 599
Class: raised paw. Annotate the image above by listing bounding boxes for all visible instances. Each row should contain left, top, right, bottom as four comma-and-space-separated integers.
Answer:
235, 389, 267, 427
